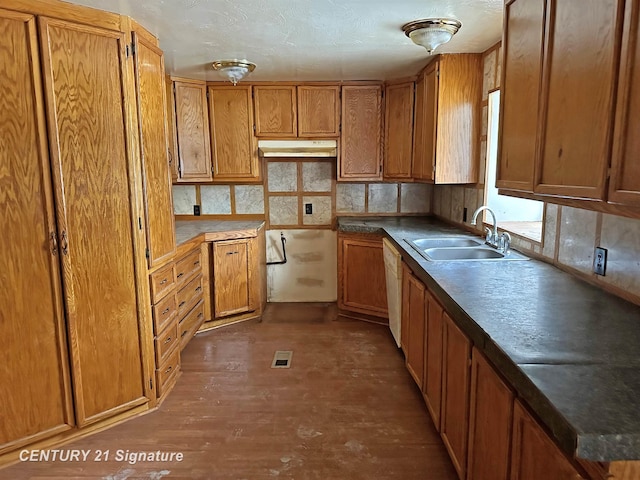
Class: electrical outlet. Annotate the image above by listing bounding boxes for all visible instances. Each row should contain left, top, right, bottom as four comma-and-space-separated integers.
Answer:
305, 203, 312, 215
194, 204, 200, 216
593, 247, 607, 276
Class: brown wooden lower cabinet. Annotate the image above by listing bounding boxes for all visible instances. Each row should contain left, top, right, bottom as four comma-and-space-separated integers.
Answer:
441, 312, 472, 480
467, 348, 514, 480
511, 400, 585, 480
338, 233, 388, 319
401, 265, 426, 388
424, 291, 445, 431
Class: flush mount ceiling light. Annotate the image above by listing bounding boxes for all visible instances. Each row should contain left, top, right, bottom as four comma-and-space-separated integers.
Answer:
402, 18, 462, 55
212, 59, 256, 85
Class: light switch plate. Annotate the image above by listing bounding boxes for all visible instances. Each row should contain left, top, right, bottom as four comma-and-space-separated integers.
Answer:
594, 247, 607, 276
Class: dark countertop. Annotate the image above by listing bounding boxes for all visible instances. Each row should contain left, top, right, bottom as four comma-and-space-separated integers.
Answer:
175, 220, 265, 247
338, 216, 640, 461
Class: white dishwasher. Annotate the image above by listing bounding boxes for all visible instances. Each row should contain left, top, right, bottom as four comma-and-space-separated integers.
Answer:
382, 238, 402, 347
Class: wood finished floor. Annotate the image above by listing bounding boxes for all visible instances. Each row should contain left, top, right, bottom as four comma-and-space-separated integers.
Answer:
3, 303, 457, 480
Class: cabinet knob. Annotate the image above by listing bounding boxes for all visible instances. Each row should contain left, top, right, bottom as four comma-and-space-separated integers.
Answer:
50, 232, 58, 256
181, 330, 187, 338
162, 307, 170, 315
60, 231, 68, 256
164, 336, 172, 344
165, 366, 172, 374
177, 272, 184, 278
226, 251, 239, 255
160, 278, 168, 285
195, 286, 202, 292
179, 301, 186, 307
194, 260, 200, 266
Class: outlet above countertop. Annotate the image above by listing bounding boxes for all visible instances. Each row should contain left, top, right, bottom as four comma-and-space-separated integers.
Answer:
338, 215, 640, 462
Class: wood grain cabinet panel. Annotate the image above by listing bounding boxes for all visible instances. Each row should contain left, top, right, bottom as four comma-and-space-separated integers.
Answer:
403, 268, 426, 388
213, 239, 254, 318
39, 17, 148, 426
297, 85, 340, 137
610, 0, 640, 205
535, 0, 624, 199
511, 400, 585, 480
412, 73, 429, 181
338, 234, 388, 318
384, 82, 415, 180
132, 31, 176, 268
253, 86, 297, 137
208, 85, 259, 182
423, 292, 444, 431
497, 0, 546, 191
0, 9, 74, 452
467, 348, 514, 480
339, 85, 383, 181
413, 55, 482, 184
440, 312, 472, 480
173, 79, 212, 181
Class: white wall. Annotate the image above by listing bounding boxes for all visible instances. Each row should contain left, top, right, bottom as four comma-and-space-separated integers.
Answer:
266, 229, 337, 302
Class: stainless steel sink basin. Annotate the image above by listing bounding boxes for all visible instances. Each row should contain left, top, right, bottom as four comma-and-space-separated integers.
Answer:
405, 238, 530, 262
409, 237, 483, 249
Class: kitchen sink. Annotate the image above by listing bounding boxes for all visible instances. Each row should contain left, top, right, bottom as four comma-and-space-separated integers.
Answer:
405, 238, 530, 262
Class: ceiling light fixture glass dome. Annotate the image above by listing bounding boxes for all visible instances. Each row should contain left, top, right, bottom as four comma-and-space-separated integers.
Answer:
212, 59, 256, 85
402, 18, 462, 55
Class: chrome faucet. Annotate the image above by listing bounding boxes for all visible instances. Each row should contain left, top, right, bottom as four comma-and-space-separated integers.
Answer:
471, 206, 500, 249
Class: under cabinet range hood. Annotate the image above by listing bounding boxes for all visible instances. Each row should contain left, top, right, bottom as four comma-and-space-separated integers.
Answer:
258, 140, 337, 158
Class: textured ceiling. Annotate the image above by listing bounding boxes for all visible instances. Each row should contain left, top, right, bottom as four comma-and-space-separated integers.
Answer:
70, 0, 503, 81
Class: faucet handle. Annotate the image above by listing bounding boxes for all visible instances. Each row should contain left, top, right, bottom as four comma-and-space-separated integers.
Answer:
484, 226, 492, 244
499, 232, 512, 253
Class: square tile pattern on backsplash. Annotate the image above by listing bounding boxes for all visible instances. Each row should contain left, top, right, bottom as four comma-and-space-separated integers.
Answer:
302, 162, 332, 192
172, 185, 196, 215
269, 196, 298, 225
235, 185, 265, 214
368, 184, 398, 213
600, 214, 640, 297
400, 183, 432, 213
336, 184, 366, 213
558, 206, 598, 275
268, 162, 297, 192
302, 196, 332, 225
201, 185, 231, 214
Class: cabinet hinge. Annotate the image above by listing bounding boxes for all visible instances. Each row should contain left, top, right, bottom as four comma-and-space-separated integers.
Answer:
607, 167, 613, 178
138, 217, 142, 230
150, 378, 153, 390
145, 248, 149, 259
125, 43, 135, 58
253, 124, 256, 133
125, 44, 130, 58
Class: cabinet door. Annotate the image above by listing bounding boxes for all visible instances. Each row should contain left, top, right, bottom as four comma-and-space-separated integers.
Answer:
405, 271, 426, 389
384, 82, 415, 180
412, 73, 428, 180
40, 17, 149, 426
166, 74, 179, 182
339, 85, 383, 180
213, 239, 252, 318
414, 64, 438, 182
338, 235, 388, 318
511, 400, 585, 480
441, 312, 472, 480
400, 263, 411, 355
497, 0, 546, 191
609, 0, 640, 205
208, 85, 259, 182
132, 32, 176, 268
174, 79, 212, 181
297, 85, 340, 137
0, 9, 74, 452
535, 0, 623, 199
467, 348, 514, 480
254, 86, 297, 137
424, 292, 444, 430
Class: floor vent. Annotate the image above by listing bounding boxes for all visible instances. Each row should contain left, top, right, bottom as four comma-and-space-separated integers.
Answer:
271, 350, 293, 369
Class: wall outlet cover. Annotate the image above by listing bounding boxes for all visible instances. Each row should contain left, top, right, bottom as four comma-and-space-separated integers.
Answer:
305, 203, 312, 215
194, 204, 201, 216
594, 247, 607, 276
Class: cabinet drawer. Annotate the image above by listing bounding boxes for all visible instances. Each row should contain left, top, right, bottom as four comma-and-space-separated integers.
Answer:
179, 300, 205, 350
155, 320, 179, 366
150, 263, 175, 303
175, 249, 202, 287
156, 347, 180, 398
152, 293, 177, 335
177, 273, 203, 318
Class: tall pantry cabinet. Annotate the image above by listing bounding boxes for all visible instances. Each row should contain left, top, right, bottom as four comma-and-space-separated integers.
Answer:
1, 1, 157, 458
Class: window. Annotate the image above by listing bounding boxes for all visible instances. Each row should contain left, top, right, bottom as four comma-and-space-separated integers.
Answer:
484, 90, 543, 242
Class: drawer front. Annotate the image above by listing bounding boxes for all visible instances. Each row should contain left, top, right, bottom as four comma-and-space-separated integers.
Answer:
152, 293, 177, 335
156, 348, 180, 398
175, 249, 202, 288
150, 263, 176, 303
155, 320, 179, 365
177, 273, 203, 318
180, 300, 205, 350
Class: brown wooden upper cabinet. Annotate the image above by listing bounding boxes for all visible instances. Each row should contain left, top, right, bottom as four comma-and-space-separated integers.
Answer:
339, 85, 384, 181
254, 85, 340, 137
609, 0, 640, 206
207, 85, 260, 182
173, 78, 212, 182
499, 0, 632, 205
384, 81, 415, 180
412, 54, 482, 184
297, 85, 341, 137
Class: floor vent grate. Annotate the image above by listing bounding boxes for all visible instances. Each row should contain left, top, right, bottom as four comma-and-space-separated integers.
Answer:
271, 350, 293, 369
